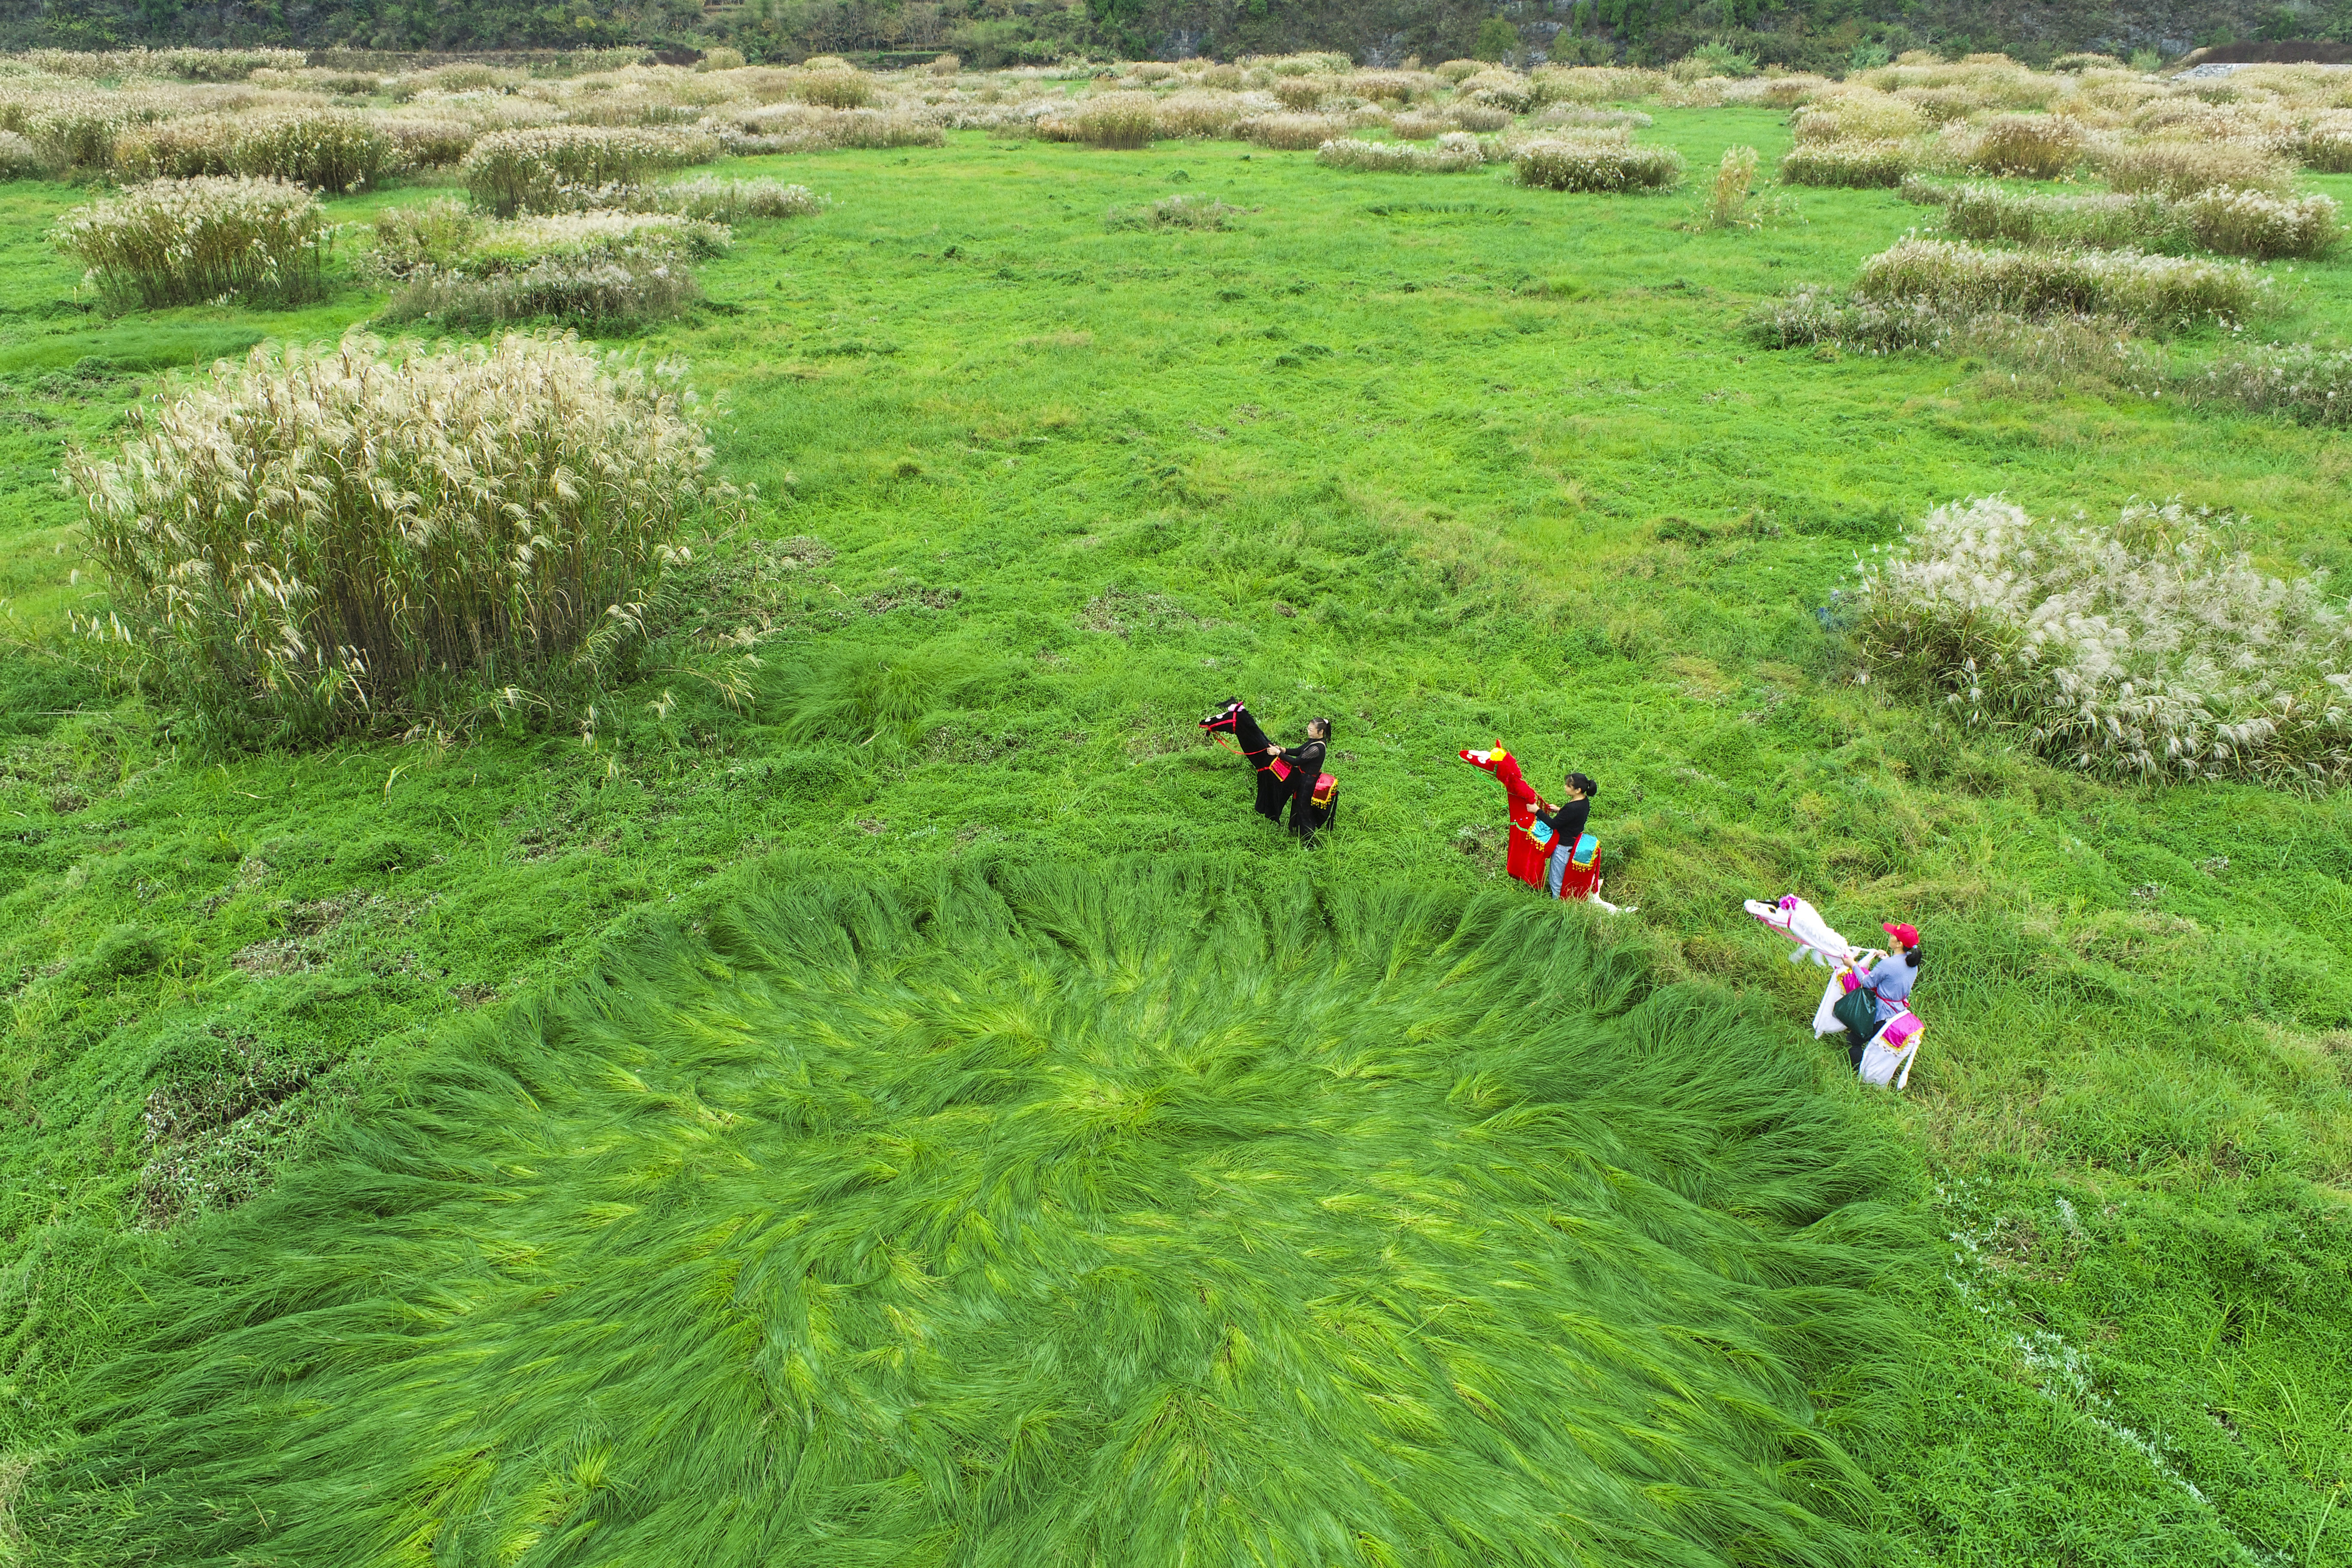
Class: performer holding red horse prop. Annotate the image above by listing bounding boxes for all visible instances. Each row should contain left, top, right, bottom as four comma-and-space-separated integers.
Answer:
1457, 743, 1547, 889
1459, 750, 1634, 914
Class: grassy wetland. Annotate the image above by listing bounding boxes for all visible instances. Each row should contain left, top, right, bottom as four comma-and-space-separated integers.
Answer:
2, 46, 2352, 1568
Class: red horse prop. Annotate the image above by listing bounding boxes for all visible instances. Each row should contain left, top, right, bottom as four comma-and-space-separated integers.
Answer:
1458, 744, 1547, 890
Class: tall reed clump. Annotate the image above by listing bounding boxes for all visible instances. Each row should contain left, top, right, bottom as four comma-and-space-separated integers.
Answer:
1314, 132, 1483, 172
64, 333, 737, 740
1950, 112, 2088, 178
1855, 237, 2272, 329
651, 175, 824, 220
1855, 496, 2352, 787
1778, 139, 1911, 187
1514, 133, 1685, 192
1699, 143, 1759, 227
1038, 90, 1161, 148
2184, 342, 2352, 427
2095, 137, 2295, 197
459, 126, 721, 215
1936, 182, 2340, 260
377, 211, 723, 328
53, 176, 328, 309
44, 866, 1913, 1568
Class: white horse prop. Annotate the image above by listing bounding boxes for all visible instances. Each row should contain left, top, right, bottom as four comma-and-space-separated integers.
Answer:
1743, 895, 1923, 1090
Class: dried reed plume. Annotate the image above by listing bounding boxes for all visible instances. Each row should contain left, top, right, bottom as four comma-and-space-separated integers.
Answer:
461, 126, 722, 216
1514, 133, 1685, 192
1778, 139, 1912, 187
54, 176, 328, 309
1854, 237, 2272, 330
66, 333, 736, 739
1857, 496, 2352, 788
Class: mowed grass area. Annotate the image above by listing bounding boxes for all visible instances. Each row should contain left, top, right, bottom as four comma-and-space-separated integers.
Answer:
3, 106, 2351, 1564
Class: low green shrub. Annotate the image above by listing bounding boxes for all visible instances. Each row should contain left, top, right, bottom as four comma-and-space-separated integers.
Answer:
364, 198, 478, 277
1856, 496, 2352, 787
53, 176, 328, 309
1237, 112, 1348, 150
1942, 184, 2186, 249
1854, 237, 2272, 328
1514, 133, 1685, 192
1314, 132, 1483, 172
2175, 186, 2342, 260
459, 126, 722, 216
0, 129, 40, 178
2096, 137, 2296, 196
1938, 182, 2340, 260
652, 176, 825, 221
1952, 113, 2089, 179
792, 67, 873, 108
1779, 139, 1911, 187
383, 257, 702, 329
1040, 91, 1161, 148
2185, 342, 2352, 427
64, 333, 733, 739
1103, 193, 1243, 229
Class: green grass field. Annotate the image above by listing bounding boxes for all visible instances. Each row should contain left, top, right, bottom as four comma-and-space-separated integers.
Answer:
5, 107, 2352, 1564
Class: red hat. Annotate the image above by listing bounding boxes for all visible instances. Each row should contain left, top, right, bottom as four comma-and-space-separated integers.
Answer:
1882, 922, 1920, 946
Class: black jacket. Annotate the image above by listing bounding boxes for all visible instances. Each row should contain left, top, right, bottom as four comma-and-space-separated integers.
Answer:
1276, 739, 1326, 795
1538, 795, 1589, 852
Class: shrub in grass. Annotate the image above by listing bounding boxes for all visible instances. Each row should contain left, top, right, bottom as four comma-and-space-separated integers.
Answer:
2175, 186, 2342, 259
1152, 88, 1251, 138
1790, 95, 1923, 142
1937, 181, 2340, 260
2186, 341, 2352, 426
53, 176, 328, 309
1952, 113, 2089, 178
792, 67, 873, 108
383, 256, 701, 329
1238, 111, 1348, 150
2095, 137, 2295, 196
1856, 496, 2352, 787
1779, 139, 1911, 187
380, 115, 477, 168
456, 209, 730, 272
652, 176, 824, 221
1528, 104, 1652, 130
48, 867, 1911, 1568
1039, 90, 1159, 148
1315, 132, 1483, 172
1699, 143, 1759, 227
779, 644, 949, 744
460, 126, 722, 216
1105, 193, 1243, 229
1855, 237, 2271, 328
817, 107, 944, 149
1514, 133, 1686, 192
223, 109, 397, 193
1942, 184, 2185, 248
110, 115, 237, 180
364, 197, 478, 277
64, 333, 727, 738
0, 129, 38, 178
2288, 111, 2352, 172
1446, 103, 1513, 132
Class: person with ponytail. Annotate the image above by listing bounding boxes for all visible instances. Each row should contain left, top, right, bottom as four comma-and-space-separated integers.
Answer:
1833, 922, 1923, 1069
1272, 717, 1334, 842
1536, 772, 1599, 899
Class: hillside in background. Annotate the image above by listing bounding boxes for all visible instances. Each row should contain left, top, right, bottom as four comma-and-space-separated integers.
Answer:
3, 0, 2347, 71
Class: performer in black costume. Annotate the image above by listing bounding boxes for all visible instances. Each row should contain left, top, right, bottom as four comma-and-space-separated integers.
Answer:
1198, 700, 1291, 822
1273, 718, 1332, 842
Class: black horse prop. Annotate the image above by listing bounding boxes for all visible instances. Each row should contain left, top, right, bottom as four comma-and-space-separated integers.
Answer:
1199, 700, 1292, 824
